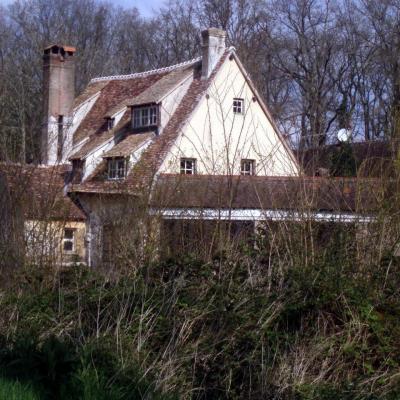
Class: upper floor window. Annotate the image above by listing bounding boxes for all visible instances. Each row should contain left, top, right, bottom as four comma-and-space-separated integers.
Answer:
241, 159, 255, 176
133, 105, 158, 128
233, 98, 244, 114
108, 157, 127, 180
180, 158, 197, 175
63, 228, 75, 252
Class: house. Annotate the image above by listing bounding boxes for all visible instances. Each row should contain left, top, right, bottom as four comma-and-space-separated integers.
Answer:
1, 28, 388, 267
0, 163, 86, 267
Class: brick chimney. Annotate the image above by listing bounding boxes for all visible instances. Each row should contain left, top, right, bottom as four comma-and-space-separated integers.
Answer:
42, 44, 75, 165
201, 28, 226, 80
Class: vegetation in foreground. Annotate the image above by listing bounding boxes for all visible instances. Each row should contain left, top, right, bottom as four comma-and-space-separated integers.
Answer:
1, 224, 400, 400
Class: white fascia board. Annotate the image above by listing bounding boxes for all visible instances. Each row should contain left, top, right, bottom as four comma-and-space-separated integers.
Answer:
150, 208, 375, 223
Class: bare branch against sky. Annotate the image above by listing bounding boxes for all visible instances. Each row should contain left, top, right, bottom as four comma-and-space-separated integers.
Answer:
0, 0, 165, 17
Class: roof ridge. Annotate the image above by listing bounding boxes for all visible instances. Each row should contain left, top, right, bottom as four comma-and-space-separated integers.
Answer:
90, 57, 201, 83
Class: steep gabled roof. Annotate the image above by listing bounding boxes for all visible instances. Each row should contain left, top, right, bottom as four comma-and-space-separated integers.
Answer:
73, 75, 167, 145
71, 51, 227, 195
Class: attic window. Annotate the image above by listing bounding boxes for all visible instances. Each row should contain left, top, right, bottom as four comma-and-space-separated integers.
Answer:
180, 158, 197, 175
233, 98, 244, 114
133, 105, 158, 128
107, 117, 115, 130
241, 159, 255, 176
108, 157, 127, 180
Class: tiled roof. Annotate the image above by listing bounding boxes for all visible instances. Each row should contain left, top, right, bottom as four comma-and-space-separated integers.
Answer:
151, 174, 387, 213
73, 80, 108, 108
127, 66, 194, 106
102, 132, 154, 158
71, 51, 227, 195
73, 73, 168, 145
69, 110, 130, 160
0, 163, 86, 221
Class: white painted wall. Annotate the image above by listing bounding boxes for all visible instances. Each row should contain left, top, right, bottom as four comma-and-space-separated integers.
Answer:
158, 56, 300, 176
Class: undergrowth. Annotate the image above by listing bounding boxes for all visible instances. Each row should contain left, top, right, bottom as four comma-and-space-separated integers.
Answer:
1, 240, 400, 399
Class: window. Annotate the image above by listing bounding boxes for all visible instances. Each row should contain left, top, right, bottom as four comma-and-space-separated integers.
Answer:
107, 117, 115, 130
180, 158, 197, 174
241, 159, 255, 175
133, 105, 158, 128
108, 157, 127, 180
233, 98, 244, 114
63, 228, 75, 252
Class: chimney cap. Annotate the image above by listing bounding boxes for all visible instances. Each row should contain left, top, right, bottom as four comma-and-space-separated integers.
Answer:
201, 28, 227, 39
44, 44, 76, 54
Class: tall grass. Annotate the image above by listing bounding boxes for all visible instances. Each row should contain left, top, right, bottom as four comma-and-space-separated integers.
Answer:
0, 378, 39, 400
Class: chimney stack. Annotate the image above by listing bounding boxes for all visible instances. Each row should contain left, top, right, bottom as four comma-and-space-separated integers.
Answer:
201, 28, 226, 80
42, 44, 76, 165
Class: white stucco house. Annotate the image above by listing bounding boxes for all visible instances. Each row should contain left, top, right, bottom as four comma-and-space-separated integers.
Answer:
35, 28, 378, 266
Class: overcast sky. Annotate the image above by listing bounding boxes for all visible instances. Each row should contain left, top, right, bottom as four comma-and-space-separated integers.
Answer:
0, 0, 166, 17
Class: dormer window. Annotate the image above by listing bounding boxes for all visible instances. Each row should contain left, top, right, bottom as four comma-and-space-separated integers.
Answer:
133, 105, 158, 128
107, 157, 127, 180
107, 117, 115, 130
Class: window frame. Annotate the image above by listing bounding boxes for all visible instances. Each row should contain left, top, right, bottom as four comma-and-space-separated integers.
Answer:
107, 157, 127, 180
180, 158, 197, 175
63, 228, 75, 253
107, 117, 115, 130
233, 98, 244, 114
132, 105, 158, 128
240, 159, 256, 176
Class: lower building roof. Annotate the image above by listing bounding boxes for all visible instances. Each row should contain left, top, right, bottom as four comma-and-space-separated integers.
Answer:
0, 163, 86, 221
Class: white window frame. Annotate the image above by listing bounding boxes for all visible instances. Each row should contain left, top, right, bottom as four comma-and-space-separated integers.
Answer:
241, 159, 256, 176
133, 105, 158, 128
108, 157, 127, 180
233, 98, 244, 114
63, 228, 75, 253
180, 158, 197, 175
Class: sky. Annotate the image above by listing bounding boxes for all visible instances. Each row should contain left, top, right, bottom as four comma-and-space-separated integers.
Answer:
114, 0, 165, 17
0, 0, 166, 18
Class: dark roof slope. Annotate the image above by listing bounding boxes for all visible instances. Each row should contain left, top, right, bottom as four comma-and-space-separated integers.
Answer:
73, 75, 167, 145
0, 163, 85, 221
151, 174, 389, 213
